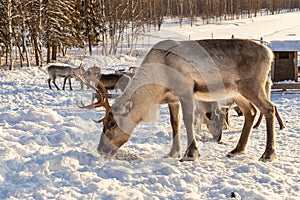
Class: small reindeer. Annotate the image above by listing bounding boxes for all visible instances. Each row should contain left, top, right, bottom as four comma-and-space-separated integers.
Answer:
80, 66, 101, 90
47, 63, 83, 90
194, 100, 226, 142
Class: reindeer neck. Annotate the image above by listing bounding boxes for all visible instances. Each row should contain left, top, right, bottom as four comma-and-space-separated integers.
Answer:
128, 84, 166, 123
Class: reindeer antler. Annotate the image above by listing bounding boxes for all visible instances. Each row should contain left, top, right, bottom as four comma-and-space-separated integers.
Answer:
75, 70, 112, 123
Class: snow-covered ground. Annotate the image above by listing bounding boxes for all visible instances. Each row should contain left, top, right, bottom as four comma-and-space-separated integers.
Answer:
1, 12, 300, 199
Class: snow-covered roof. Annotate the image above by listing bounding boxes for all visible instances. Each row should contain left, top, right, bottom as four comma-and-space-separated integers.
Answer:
268, 40, 300, 51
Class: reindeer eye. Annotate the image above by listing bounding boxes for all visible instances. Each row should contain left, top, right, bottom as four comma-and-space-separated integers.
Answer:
206, 112, 212, 120
107, 119, 117, 130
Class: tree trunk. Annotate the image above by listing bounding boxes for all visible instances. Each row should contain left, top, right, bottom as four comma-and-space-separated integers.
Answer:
88, 35, 93, 56
47, 41, 51, 63
8, 0, 14, 70
33, 37, 40, 66
38, 1, 43, 67
51, 41, 57, 61
22, 34, 30, 67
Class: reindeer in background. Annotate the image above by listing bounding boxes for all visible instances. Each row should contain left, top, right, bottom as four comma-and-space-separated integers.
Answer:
77, 39, 280, 162
47, 63, 83, 91
194, 100, 226, 142
80, 65, 132, 101
195, 77, 285, 143
80, 65, 102, 90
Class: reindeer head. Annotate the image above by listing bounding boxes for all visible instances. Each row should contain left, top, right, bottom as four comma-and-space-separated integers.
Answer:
97, 112, 131, 156
205, 109, 224, 142
76, 73, 131, 157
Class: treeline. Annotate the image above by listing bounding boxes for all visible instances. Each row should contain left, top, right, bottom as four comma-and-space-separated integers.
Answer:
0, 0, 299, 70
166, 0, 300, 26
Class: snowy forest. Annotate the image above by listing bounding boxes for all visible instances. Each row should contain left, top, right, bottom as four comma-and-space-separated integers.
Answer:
1, 0, 300, 70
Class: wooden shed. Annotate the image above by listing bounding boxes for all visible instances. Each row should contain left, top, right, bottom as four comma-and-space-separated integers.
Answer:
268, 40, 300, 83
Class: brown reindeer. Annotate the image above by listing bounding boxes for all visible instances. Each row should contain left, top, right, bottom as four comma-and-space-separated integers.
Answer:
90, 73, 131, 102
95, 73, 131, 92
77, 39, 279, 162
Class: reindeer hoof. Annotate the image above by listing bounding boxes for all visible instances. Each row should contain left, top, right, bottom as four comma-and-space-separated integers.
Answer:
178, 140, 199, 162
279, 125, 285, 130
259, 151, 277, 162
179, 151, 200, 162
253, 124, 259, 129
180, 155, 198, 162
226, 149, 246, 158
179, 147, 200, 162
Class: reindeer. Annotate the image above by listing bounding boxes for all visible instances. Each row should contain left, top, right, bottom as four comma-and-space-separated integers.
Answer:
194, 100, 226, 142
77, 39, 279, 162
90, 73, 131, 101
95, 73, 131, 92
195, 77, 285, 143
82, 71, 131, 102
47, 63, 83, 90
80, 65, 101, 90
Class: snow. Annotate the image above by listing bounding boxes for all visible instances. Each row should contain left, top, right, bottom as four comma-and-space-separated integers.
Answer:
1, 12, 300, 199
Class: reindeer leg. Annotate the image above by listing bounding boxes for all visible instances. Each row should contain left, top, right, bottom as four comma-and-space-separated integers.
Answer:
253, 113, 263, 128
167, 102, 181, 158
238, 84, 277, 161
227, 96, 257, 157
224, 107, 231, 129
48, 78, 52, 90
253, 106, 285, 130
68, 78, 73, 90
259, 104, 276, 161
53, 78, 60, 90
275, 106, 285, 130
179, 97, 200, 162
62, 77, 68, 90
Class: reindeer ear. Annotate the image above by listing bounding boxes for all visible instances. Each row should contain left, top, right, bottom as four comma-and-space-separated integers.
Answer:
124, 100, 133, 110
119, 100, 133, 115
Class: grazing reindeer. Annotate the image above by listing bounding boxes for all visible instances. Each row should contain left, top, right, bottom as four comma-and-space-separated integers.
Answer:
196, 78, 285, 143
91, 73, 131, 102
95, 73, 131, 92
78, 39, 278, 162
194, 100, 226, 142
47, 63, 83, 90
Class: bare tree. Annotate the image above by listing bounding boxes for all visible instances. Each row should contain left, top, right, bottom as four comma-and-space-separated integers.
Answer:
7, 0, 14, 70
